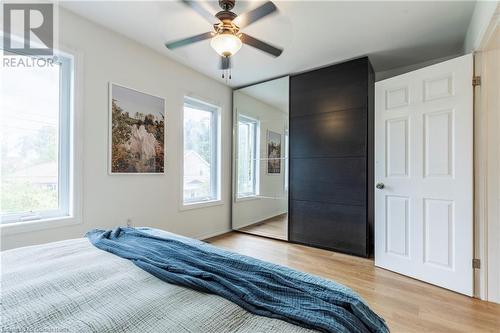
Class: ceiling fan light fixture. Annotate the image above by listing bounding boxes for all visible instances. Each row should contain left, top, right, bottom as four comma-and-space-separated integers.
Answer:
210, 32, 242, 57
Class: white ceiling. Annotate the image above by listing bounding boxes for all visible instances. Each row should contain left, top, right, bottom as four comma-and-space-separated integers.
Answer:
61, 1, 476, 87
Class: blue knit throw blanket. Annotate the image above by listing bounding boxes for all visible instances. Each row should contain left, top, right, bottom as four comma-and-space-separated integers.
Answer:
86, 227, 389, 333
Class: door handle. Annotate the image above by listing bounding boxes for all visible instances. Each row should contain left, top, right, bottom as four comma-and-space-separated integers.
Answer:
376, 182, 385, 190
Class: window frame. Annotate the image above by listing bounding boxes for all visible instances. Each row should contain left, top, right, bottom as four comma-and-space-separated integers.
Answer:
236, 114, 260, 199
180, 96, 222, 210
0, 46, 83, 234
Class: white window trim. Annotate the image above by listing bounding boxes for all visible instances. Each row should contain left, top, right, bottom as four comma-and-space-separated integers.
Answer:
0, 45, 83, 235
236, 114, 260, 200
180, 96, 222, 211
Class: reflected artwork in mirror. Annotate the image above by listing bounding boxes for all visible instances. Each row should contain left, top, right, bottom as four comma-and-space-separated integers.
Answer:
232, 76, 289, 241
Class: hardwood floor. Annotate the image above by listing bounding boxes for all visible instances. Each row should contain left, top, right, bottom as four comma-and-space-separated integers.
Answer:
238, 213, 288, 240
208, 232, 500, 333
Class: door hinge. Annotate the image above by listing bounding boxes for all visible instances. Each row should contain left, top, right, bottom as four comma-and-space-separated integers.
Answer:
472, 76, 481, 86
472, 258, 481, 269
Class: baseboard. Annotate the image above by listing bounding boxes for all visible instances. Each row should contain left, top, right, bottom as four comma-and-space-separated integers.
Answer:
194, 228, 232, 241
234, 211, 287, 230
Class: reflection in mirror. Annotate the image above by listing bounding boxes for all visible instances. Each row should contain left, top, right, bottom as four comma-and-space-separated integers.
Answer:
232, 76, 289, 240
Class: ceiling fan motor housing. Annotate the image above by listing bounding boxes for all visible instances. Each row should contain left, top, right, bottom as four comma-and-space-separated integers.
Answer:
215, 10, 237, 22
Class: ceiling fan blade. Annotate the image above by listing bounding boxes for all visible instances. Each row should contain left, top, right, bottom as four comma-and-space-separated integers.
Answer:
220, 56, 231, 70
240, 33, 283, 57
234, 1, 277, 28
180, 0, 219, 24
165, 32, 213, 50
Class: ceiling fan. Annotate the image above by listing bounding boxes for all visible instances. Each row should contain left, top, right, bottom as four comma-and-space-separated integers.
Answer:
165, 0, 283, 78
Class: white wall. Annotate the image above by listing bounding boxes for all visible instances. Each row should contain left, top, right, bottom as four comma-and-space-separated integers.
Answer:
377, 1, 498, 81
464, 1, 499, 53
232, 91, 288, 229
375, 54, 463, 81
1, 8, 232, 250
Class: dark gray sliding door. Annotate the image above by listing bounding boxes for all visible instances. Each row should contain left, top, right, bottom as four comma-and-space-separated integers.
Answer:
289, 57, 374, 257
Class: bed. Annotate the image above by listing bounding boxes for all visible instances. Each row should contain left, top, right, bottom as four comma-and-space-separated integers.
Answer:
1, 228, 386, 332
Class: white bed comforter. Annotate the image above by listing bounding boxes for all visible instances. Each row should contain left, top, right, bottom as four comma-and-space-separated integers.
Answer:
1, 238, 315, 333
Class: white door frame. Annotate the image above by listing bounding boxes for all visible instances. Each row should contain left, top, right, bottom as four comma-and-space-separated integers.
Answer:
474, 9, 500, 303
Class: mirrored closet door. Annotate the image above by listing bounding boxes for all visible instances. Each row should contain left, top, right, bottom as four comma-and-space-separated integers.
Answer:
232, 76, 289, 241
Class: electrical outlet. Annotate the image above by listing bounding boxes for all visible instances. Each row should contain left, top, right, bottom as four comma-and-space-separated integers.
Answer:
126, 218, 133, 227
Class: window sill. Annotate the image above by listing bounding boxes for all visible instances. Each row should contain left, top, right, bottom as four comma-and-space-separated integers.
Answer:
235, 195, 261, 202
180, 199, 223, 211
0, 215, 81, 236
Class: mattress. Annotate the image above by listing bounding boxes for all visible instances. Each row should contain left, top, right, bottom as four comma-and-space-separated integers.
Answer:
1, 237, 316, 333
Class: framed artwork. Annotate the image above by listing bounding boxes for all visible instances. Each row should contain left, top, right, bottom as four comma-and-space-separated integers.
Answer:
109, 83, 165, 174
267, 130, 281, 174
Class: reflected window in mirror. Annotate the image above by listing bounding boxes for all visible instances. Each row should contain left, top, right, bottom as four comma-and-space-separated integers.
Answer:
237, 115, 259, 198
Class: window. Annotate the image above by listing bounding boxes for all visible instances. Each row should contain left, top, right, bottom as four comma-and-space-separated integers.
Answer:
237, 115, 259, 198
183, 97, 221, 206
1, 53, 74, 225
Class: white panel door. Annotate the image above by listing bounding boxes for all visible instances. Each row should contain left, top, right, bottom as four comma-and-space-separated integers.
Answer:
375, 54, 473, 295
